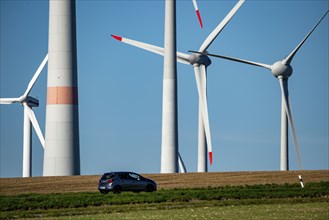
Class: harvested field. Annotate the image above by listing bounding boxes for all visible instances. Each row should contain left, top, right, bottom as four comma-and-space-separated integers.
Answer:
0, 170, 328, 195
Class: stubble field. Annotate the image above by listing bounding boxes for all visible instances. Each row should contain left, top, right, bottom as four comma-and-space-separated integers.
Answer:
0, 170, 328, 195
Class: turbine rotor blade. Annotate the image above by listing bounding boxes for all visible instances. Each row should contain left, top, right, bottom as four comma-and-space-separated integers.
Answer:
189, 50, 272, 70
178, 152, 187, 173
111, 34, 190, 65
278, 78, 303, 170
23, 54, 48, 98
193, 65, 213, 165
199, 65, 213, 165
199, 0, 245, 52
23, 102, 45, 149
192, 0, 203, 28
112, 34, 164, 56
0, 98, 20, 104
283, 10, 329, 65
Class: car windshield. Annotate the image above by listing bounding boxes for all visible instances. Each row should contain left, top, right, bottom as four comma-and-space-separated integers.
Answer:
101, 173, 115, 180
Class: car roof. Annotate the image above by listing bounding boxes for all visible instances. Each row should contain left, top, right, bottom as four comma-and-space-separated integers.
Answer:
104, 171, 138, 175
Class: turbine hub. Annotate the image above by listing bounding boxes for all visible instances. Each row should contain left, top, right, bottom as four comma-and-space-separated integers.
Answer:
271, 61, 293, 79
189, 53, 211, 67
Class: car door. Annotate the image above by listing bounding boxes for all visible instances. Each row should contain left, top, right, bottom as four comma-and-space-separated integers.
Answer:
128, 173, 145, 191
118, 173, 131, 190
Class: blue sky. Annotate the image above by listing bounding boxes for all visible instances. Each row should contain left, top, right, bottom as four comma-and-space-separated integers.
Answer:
0, 0, 328, 178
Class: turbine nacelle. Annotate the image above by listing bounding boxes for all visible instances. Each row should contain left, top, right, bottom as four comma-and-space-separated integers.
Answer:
271, 61, 293, 79
26, 96, 39, 108
189, 53, 211, 67
16, 95, 39, 108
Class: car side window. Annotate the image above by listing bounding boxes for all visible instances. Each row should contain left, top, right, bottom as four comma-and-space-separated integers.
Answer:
119, 173, 128, 179
129, 173, 140, 180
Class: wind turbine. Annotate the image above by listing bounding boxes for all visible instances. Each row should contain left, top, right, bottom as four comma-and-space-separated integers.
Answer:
112, 0, 245, 171
190, 10, 329, 178
0, 54, 48, 177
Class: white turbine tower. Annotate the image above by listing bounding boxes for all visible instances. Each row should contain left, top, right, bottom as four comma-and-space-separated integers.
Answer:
112, 0, 245, 171
162, 0, 179, 173
162, 0, 204, 173
191, 10, 328, 177
43, 0, 80, 176
0, 55, 48, 177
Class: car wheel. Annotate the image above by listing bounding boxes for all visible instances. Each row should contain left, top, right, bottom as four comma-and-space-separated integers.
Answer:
145, 184, 155, 192
113, 186, 122, 194
100, 190, 109, 194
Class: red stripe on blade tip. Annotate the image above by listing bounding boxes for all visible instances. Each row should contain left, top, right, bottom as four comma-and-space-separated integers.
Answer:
196, 10, 203, 28
209, 152, 213, 165
111, 35, 122, 41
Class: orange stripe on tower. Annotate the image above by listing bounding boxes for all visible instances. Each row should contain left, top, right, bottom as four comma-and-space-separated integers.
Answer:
47, 86, 78, 105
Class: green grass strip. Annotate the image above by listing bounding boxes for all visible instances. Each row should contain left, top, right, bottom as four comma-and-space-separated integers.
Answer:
1, 182, 328, 219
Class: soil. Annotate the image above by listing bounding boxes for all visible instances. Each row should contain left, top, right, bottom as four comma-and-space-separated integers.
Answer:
0, 170, 328, 195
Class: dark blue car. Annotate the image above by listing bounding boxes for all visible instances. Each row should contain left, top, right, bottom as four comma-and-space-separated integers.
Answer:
98, 171, 157, 194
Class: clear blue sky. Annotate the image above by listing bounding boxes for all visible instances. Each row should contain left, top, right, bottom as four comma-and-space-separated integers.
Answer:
1, 0, 328, 178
